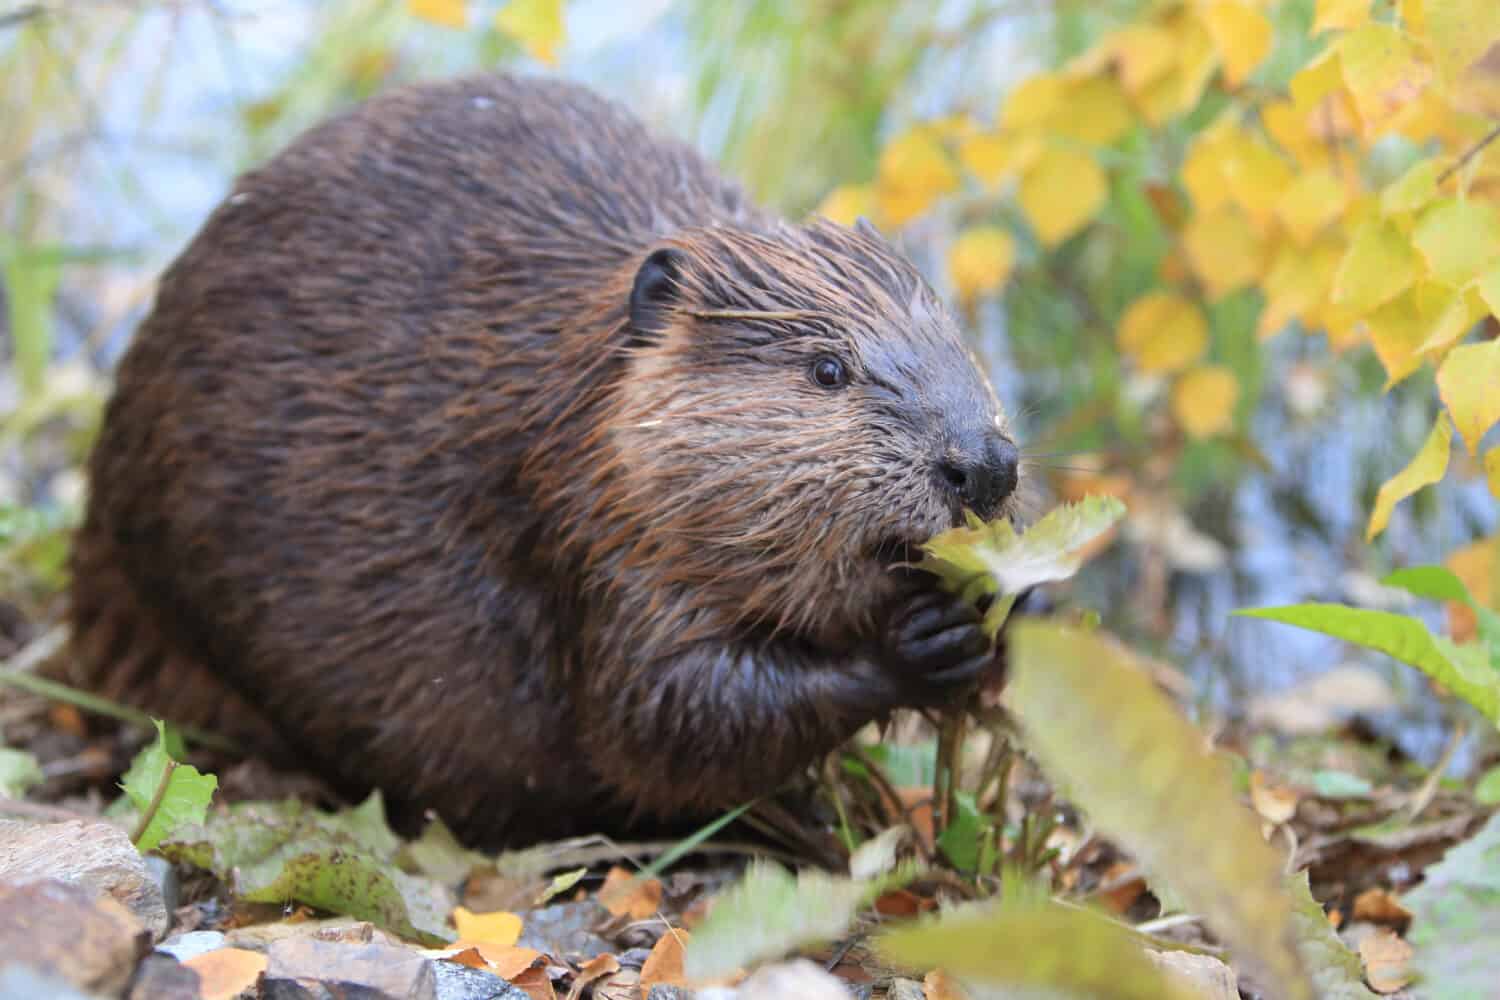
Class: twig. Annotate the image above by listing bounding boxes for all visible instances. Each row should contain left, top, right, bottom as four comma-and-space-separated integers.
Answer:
1437, 124, 1500, 185
1404, 720, 1467, 822
130, 758, 177, 845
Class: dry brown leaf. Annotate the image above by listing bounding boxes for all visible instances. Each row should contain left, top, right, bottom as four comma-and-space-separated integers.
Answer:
1358, 927, 1413, 993
183, 947, 268, 1000
598, 866, 663, 919
1351, 888, 1413, 931
435, 946, 489, 969
896, 787, 936, 853
451, 906, 522, 946
873, 889, 931, 917
510, 965, 557, 1000
640, 927, 690, 989
566, 953, 621, 1000
459, 942, 544, 979
924, 968, 970, 999
1250, 770, 1300, 825
590, 967, 641, 1000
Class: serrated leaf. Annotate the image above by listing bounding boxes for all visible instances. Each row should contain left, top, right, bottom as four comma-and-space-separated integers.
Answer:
408, 0, 466, 28
682, 862, 870, 979
1333, 220, 1420, 312
1203, 2, 1272, 88
1367, 410, 1452, 538
1285, 871, 1380, 999
1437, 339, 1500, 456
1235, 603, 1500, 725
120, 720, 217, 852
1118, 292, 1208, 373
917, 496, 1126, 625
495, 0, 563, 66
1383, 565, 1500, 661
160, 796, 453, 944
879, 901, 1197, 1000
1017, 145, 1107, 246
1403, 811, 1500, 999
0, 748, 43, 798
1171, 365, 1240, 439
1005, 623, 1313, 1000
1413, 198, 1500, 285
947, 227, 1015, 302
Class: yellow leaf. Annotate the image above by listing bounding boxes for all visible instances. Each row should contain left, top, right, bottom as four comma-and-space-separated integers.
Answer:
958, 132, 1039, 187
1181, 130, 1234, 213
1418, 285, 1485, 355
1437, 339, 1500, 455
876, 130, 960, 228
1135, 10, 1219, 126
1052, 75, 1135, 147
1203, 2, 1273, 88
1017, 146, 1107, 246
1478, 260, 1500, 316
1117, 292, 1209, 374
1276, 169, 1348, 244
1313, 0, 1371, 34
1001, 74, 1068, 130
452, 907, 523, 947
1486, 448, 1500, 499
1261, 99, 1329, 167
816, 184, 875, 227
1183, 208, 1264, 300
1172, 365, 1241, 438
1424, 0, 1500, 92
1259, 238, 1343, 339
1218, 131, 1294, 230
1110, 24, 1179, 94
1290, 47, 1346, 111
495, 0, 563, 65
1366, 287, 1438, 386
1332, 220, 1421, 312
1412, 197, 1500, 284
1367, 411, 1453, 540
1381, 157, 1446, 215
409, 0, 466, 27
948, 227, 1017, 302
1337, 23, 1434, 135
1400, 0, 1425, 36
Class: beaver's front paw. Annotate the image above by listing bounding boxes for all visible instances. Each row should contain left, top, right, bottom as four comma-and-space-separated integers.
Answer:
881, 587, 993, 705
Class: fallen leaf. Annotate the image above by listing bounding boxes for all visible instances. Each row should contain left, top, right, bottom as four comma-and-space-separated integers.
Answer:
451, 906, 522, 947
566, 953, 620, 1000
924, 968, 970, 1000
1249, 771, 1300, 825
641, 928, 690, 989
598, 866, 662, 920
182, 948, 268, 1000
1358, 928, 1413, 993
510, 964, 557, 1000
1367, 411, 1453, 539
1351, 888, 1413, 931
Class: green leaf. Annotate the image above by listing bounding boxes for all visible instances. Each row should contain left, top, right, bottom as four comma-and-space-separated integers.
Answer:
1382, 566, 1500, 660
535, 867, 587, 906
1309, 771, 1374, 799
683, 861, 870, 980
936, 792, 985, 872
119, 720, 217, 852
0, 748, 43, 798
1285, 871, 1380, 999
1404, 812, 1500, 1000
1474, 765, 1500, 806
1236, 604, 1500, 725
160, 797, 453, 944
918, 495, 1126, 633
878, 900, 1197, 1000
398, 813, 491, 886
1007, 622, 1313, 1000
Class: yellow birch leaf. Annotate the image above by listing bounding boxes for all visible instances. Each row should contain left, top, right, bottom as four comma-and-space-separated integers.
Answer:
1437, 339, 1500, 455
1486, 448, 1500, 499
1424, 0, 1500, 91
1313, 0, 1371, 34
1259, 238, 1343, 338
1366, 288, 1434, 386
1315, 299, 1366, 351
1338, 23, 1434, 135
1276, 169, 1348, 244
1367, 411, 1453, 540
1001, 74, 1068, 130
495, 0, 563, 66
1381, 157, 1445, 215
1017, 146, 1107, 246
1135, 10, 1219, 126
1290, 47, 1346, 111
1332, 220, 1421, 312
1413, 197, 1500, 285
958, 132, 1039, 186
1172, 365, 1241, 438
1183, 208, 1265, 300
1181, 131, 1234, 213
409, 0, 466, 27
1261, 100, 1329, 168
1400, 0, 1425, 36
1418, 285, 1485, 356
1053, 75, 1135, 146
1111, 24, 1179, 94
1218, 132, 1294, 230
948, 227, 1017, 302
1477, 260, 1500, 316
1203, 2, 1273, 88
1117, 292, 1209, 374
876, 130, 960, 227
816, 184, 875, 227
452, 907, 523, 947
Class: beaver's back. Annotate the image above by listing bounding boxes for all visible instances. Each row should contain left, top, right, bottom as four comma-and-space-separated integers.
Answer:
68, 75, 756, 835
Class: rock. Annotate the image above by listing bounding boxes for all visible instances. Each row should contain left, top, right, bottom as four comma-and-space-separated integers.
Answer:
0, 965, 105, 1000
262, 937, 436, 1000
514, 900, 612, 959
736, 960, 850, 1000
0, 878, 149, 996
156, 929, 228, 962
645, 986, 695, 1000
431, 960, 529, 1000
885, 979, 924, 1000
1146, 949, 1239, 1000
143, 854, 180, 919
0, 818, 169, 938
126, 954, 202, 1000
226, 916, 396, 953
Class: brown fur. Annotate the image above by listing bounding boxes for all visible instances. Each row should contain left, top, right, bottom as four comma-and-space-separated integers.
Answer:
68, 74, 1018, 844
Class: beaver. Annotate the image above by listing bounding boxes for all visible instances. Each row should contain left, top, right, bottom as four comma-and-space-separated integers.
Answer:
67, 74, 1021, 845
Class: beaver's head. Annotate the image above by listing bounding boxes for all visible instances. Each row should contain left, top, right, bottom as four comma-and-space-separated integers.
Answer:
585, 219, 1019, 642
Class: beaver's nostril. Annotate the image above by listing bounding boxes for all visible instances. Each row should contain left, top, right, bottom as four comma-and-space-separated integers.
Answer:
937, 433, 1019, 518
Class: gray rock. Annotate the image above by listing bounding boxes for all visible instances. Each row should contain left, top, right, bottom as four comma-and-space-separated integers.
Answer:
0, 965, 106, 1000
143, 854, 179, 918
431, 960, 529, 1000
262, 936, 436, 1000
0, 878, 149, 996
886, 978, 925, 1000
646, 986, 695, 1000
0, 818, 169, 939
126, 954, 201, 1000
514, 900, 612, 959
156, 929, 228, 962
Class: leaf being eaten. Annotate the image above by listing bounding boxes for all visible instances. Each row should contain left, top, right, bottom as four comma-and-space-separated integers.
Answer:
119, 720, 217, 852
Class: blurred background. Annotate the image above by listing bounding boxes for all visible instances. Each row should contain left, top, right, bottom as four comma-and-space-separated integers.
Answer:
2, 0, 1496, 768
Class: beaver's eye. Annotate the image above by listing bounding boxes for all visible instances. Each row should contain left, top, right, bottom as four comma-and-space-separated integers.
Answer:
810, 356, 848, 389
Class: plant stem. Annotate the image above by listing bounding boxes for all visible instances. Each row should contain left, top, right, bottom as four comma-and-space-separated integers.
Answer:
131, 758, 177, 846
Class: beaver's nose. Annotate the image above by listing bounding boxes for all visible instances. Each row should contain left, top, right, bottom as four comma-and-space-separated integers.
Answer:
937, 431, 1019, 519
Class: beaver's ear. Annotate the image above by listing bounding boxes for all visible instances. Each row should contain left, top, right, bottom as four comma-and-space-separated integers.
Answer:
853, 216, 883, 242
629, 247, 688, 346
